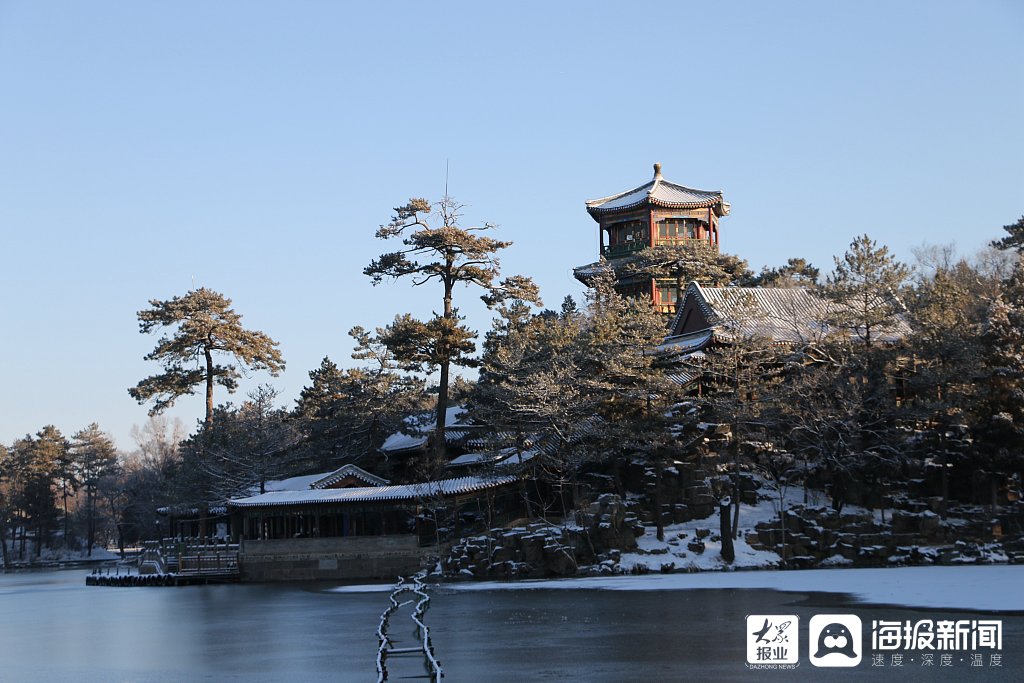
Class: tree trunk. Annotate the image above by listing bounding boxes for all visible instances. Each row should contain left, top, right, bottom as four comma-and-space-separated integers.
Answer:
434, 359, 450, 465
777, 487, 787, 568
940, 451, 949, 521
433, 276, 455, 467
0, 520, 9, 569
86, 488, 94, 556
204, 344, 215, 427
654, 460, 665, 542
61, 482, 70, 549
719, 498, 735, 563
520, 478, 533, 519
732, 447, 741, 539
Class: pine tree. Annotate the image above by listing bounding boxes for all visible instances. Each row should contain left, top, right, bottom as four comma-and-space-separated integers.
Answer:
473, 297, 590, 517
129, 288, 285, 427
685, 290, 783, 536
53, 432, 79, 548
7, 427, 65, 557
365, 196, 540, 468
990, 215, 1024, 253
0, 443, 12, 565
824, 235, 909, 346
905, 257, 988, 418
581, 264, 686, 539
294, 330, 423, 473
752, 258, 821, 287
979, 263, 1024, 462
621, 241, 753, 308
70, 424, 118, 556
191, 385, 302, 500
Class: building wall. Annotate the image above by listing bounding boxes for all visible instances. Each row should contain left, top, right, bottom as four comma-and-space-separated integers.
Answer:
239, 535, 441, 582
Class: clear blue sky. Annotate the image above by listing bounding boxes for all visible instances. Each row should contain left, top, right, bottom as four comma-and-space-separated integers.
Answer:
1, 1, 1021, 450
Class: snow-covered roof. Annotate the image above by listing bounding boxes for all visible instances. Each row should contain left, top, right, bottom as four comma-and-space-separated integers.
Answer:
586, 164, 727, 218
227, 474, 518, 508
310, 464, 389, 489
447, 447, 539, 470
448, 452, 488, 467
495, 449, 538, 467
657, 330, 714, 354
381, 405, 476, 453
263, 472, 332, 493
667, 282, 911, 345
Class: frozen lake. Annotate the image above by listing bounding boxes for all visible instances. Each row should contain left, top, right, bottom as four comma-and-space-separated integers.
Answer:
0, 567, 1020, 681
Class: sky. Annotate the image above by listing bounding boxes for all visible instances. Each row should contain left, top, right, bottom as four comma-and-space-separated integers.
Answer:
0, 1, 1021, 451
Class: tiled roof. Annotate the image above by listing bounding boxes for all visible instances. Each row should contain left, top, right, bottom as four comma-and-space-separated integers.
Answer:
586, 164, 726, 217
228, 475, 518, 508
668, 283, 911, 344
699, 285, 830, 344
310, 464, 390, 489
657, 330, 714, 354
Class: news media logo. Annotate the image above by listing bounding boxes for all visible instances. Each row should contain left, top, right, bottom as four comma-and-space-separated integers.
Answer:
746, 614, 799, 666
809, 614, 862, 667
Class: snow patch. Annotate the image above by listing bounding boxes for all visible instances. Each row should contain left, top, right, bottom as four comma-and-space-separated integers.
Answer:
447, 565, 1024, 612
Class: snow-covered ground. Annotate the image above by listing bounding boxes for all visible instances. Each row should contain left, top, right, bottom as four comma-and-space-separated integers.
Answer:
617, 482, 847, 573
334, 565, 1024, 612
2, 541, 119, 565
332, 483, 1024, 612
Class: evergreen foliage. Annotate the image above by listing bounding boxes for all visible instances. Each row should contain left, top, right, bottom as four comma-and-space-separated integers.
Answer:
979, 262, 1024, 461
179, 386, 301, 502
70, 424, 118, 555
294, 328, 423, 473
824, 235, 910, 346
365, 196, 540, 470
990, 215, 1024, 253
751, 257, 821, 287
621, 241, 753, 305
129, 288, 285, 426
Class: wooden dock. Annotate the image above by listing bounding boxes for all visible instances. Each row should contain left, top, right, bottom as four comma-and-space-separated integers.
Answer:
86, 571, 239, 587
86, 538, 240, 587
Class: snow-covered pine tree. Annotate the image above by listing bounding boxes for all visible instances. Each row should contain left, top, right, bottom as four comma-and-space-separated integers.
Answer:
979, 262, 1024, 468
192, 385, 302, 501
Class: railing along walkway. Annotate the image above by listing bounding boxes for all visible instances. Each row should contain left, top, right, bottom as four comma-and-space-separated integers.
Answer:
375, 571, 443, 682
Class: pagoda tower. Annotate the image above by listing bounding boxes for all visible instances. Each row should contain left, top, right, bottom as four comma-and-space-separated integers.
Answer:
574, 163, 729, 314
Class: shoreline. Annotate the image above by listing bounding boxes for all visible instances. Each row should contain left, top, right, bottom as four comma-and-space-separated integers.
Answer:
333, 564, 1024, 613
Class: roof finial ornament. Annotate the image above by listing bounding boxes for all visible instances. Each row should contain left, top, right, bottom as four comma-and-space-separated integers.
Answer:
653, 162, 662, 180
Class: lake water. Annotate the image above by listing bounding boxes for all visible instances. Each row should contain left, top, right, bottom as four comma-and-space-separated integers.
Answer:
0, 568, 1019, 681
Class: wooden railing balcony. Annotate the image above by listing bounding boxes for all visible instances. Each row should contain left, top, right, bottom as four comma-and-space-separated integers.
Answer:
602, 242, 647, 258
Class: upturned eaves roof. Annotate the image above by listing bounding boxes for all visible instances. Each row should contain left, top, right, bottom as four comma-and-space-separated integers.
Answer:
586, 165, 725, 217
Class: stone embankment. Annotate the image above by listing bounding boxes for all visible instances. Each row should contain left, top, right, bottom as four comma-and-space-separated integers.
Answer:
750, 502, 1024, 568
443, 494, 641, 579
